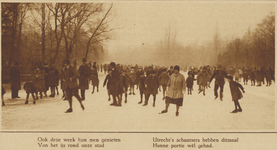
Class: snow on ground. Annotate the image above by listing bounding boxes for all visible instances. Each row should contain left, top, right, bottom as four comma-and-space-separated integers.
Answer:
1, 72, 275, 131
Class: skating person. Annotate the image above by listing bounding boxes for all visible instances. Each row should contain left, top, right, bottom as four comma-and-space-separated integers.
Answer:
137, 69, 146, 104
78, 58, 91, 100
227, 76, 245, 113
9, 62, 21, 99
243, 67, 249, 85
31, 63, 46, 99
41, 62, 49, 97
265, 69, 272, 86
109, 62, 122, 106
160, 65, 186, 116
198, 66, 209, 96
158, 68, 170, 100
128, 67, 137, 95
143, 70, 160, 107
209, 65, 227, 101
62, 60, 84, 113
2, 86, 6, 106
103, 69, 112, 101
186, 74, 193, 95
91, 62, 99, 94
60, 65, 68, 100
48, 65, 59, 97
120, 70, 130, 103
250, 68, 256, 86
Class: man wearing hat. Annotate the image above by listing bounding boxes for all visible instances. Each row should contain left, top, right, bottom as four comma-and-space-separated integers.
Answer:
62, 60, 84, 113
160, 65, 186, 116
78, 58, 91, 100
143, 70, 160, 107
209, 65, 227, 101
9, 62, 21, 98
109, 62, 121, 106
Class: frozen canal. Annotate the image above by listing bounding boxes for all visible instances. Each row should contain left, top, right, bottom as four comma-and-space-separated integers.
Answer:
1, 72, 275, 131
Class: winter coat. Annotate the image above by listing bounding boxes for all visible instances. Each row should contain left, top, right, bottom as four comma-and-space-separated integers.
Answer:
42, 67, 49, 91
200, 71, 209, 87
210, 70, 227, 86
78, 64, 91, 89
10, 66, 21, 90
31, 68, 46, 92
145, 75, 159, 95
250, 71, 255, 80
186, 76, 194, 88
48, 68, 59, 87
229, 80, 244, 101
109, 68, 121, 96
137, 75, 146, 91
166, 72, 186, 99
62, 65, 80, 89
128, 71, 137, 84
91, 69, 99, 86
158, 72, 170, 86
23, 82, 37, 93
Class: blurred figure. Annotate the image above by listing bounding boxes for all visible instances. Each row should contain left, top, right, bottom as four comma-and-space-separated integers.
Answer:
78, 58, 91, 100
10, 62, 21, 99
227, 76, 245, 113
209, 65, 227, 101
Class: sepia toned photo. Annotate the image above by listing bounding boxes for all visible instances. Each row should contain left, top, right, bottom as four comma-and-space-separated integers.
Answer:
1, 0, 275, 137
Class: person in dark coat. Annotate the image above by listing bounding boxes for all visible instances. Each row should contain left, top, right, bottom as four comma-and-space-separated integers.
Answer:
198, 66, 209, 96
31, 64, 45, 99
109, 62, 122, 106
265, 69, 272, 86
243, 67, 249, 85
209, 65, 227, 101
158, 68, 170, 100
167, 66, 174, 76
48, 65, 59, 97
23, 82, 37, 104
143, 70, 160, 107
186, 74, 193, 95
41, 62, 49, 97
250, 68, 256, 86
2, 86, 6, 106
103, 69, 112, 101
128, 67, 137, 95
78, 58, 91, 100
256, 69, 263, 86
62, 60, 84, 113
137, 69, 146, 104
10, 62, 21, 98
120, 70, 130, 103
227, 76, 245, 113
91, 62, 99, 94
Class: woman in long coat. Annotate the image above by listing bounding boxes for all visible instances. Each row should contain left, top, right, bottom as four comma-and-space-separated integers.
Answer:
160, 65, 186, 116
198, 67, 209, 96
31, 64, 45, 99
91, 63, 99, 94
78, 58, 91, 100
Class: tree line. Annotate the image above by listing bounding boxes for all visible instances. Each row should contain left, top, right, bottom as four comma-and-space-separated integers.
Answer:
2, 3, 114, 72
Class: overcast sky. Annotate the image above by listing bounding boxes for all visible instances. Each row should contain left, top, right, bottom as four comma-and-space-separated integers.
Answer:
106, 1, 274, 52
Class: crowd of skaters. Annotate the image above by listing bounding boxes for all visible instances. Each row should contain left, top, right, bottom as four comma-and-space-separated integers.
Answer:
3, 59, 275, 115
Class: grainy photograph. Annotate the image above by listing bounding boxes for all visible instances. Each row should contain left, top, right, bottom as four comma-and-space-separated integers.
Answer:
1, 2, 275, 131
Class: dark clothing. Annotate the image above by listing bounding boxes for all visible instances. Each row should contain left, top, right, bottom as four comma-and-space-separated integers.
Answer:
137, 75, 146, 94
91, 69, 99, 86
31, 68, 46, 92
165, 97, 183, 106
48, 68, 59, 87
229, 80, 244, 101
103, 74, 111, 90
63, 66, 80, 89
186, 76, 194, 88
78, 64, 91, 90
10, 66, 21, 90
109, 68, 121, 96
210, 70, 227, 86
23, 82, 37, 93
42, 67, 49, 91
145, 75, 159, 95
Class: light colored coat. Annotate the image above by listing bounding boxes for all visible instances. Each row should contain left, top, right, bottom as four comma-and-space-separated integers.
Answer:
166, 72, 186, 99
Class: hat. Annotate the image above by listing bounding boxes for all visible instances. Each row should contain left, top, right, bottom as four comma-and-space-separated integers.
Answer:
82, 58, 87, 62
63, 60, 70, 64
227, 76, 233, 80
110, 62, 116, 67
174, 65, 180, 72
